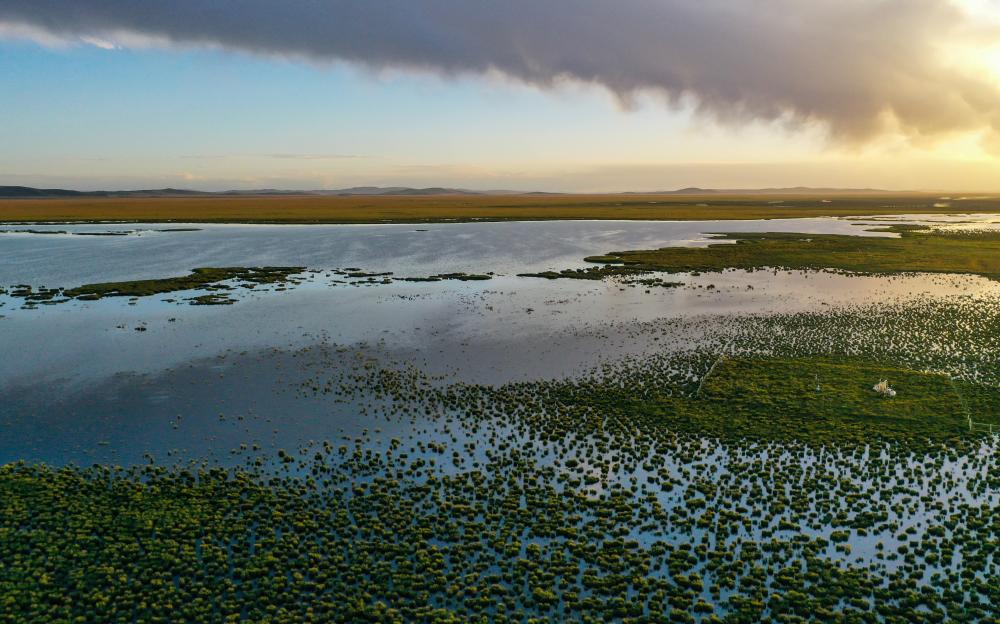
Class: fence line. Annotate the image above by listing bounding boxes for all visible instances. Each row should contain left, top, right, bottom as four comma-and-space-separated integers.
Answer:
695, 355, 726, 398
950, 377, 996, 435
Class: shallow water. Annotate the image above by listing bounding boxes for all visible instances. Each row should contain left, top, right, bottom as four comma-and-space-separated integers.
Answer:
0, 217, 898, 285
2, 215, 999, 466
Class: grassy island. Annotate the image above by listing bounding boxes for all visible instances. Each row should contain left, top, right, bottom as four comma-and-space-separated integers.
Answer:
579, 226, 1000, 281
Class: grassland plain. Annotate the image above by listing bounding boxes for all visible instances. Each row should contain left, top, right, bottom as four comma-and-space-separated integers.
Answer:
2, 193, 1000, 223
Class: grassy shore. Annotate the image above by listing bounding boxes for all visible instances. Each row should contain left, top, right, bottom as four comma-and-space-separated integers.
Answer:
2, 192, 999, 223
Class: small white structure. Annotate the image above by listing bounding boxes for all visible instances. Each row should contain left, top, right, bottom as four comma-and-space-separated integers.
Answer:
873, 379, 897, 398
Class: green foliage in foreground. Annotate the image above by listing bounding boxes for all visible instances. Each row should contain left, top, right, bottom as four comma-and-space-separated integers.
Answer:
583, 227, 1000, 280
2, 353, 998, 623
1, 435, 997, 624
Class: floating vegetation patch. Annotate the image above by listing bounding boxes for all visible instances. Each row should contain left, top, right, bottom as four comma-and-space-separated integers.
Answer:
62, 267, 307, 299
400, 272, 492, 282
3, 266, 496, 308
187, 293, 238, 306
3, 266, 306, 306
518, 266, 684, 289
318, 269, 493, 285
360, 271, 493, 283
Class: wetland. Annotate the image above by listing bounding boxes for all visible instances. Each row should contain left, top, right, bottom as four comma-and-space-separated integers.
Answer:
1, 211, 997, 623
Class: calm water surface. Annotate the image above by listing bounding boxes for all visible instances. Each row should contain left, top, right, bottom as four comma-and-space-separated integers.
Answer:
2, 216, 998, 465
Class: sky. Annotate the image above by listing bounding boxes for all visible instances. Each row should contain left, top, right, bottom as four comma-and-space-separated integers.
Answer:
4, 0, 1000, 192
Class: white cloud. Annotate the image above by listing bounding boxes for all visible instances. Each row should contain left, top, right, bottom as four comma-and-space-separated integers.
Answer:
79, 35, 115, 50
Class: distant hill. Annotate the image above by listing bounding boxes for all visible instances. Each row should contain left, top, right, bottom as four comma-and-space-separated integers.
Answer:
0, 186, 216, 198
0, 184, 904, 199
0, 185, 483, 198
0, 186, 91, 198
670, 187, 718, 194
321, 187, 411, 196
627, 186, 891, 195
377, 187, 478, 196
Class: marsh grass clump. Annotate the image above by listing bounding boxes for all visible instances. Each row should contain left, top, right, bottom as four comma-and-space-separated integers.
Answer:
63, 266, 306, 299
393, 272, 492, 282
431, 272, 492, 281
187, 293, 237, 306
322, 267, 493, 285
519, 266, 684, 289
3, 266, 307, 306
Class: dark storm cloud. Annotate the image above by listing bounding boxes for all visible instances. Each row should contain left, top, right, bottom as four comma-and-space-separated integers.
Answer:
2, 0, 998, 143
